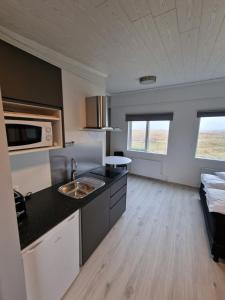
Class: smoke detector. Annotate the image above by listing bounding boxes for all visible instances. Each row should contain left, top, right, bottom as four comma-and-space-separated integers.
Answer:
139, 75, 156, 85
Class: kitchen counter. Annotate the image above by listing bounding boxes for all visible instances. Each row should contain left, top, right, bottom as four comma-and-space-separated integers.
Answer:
18, 167, 128, 250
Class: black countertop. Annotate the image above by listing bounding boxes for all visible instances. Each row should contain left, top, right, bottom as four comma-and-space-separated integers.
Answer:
18, 167, 128, 250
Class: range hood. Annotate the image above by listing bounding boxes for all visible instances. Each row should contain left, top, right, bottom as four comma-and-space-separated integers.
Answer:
85, 96, 120, 131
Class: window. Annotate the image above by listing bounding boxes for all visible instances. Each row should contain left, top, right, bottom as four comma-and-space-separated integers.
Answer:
129, 121, 147, 151
196, 116, 225, 161
128, 120, 170, 154
126, 112, 173, 155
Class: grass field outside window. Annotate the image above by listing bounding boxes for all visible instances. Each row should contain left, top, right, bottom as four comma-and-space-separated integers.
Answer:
128, 121, 170, 155
196, 116, 225, 161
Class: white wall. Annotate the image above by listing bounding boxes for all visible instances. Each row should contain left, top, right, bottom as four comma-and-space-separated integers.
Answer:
0, 95, 27, 300
10, 151, 52, 194
10, 69, 106, 194
110, 80, 225, 187
62, 70, 106, 162
62, 70, 105, 143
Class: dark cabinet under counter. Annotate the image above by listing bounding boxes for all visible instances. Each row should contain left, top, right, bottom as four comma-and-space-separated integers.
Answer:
109, 176, 127, 228
81, 174, 127, 264
110, 195, 126, 228
81, 189, 110, 264
0, 39, 63, 108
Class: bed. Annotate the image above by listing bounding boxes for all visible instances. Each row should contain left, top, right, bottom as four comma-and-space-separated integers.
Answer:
200, 180, 225, 262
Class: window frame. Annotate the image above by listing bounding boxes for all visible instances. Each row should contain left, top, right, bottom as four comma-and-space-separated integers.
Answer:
127, 120, 171, 156
195, 115, 225, 162
127, 121, 148, 152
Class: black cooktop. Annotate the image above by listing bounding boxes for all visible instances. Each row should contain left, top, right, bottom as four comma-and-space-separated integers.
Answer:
90, 166, 122, 178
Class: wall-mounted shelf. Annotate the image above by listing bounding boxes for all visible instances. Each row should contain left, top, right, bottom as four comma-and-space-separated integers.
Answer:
9, 146, 62, 156
3, 101, 61, 119
80, 128, 121, 132
4, 111, 60, 121
3, 100, 64, 155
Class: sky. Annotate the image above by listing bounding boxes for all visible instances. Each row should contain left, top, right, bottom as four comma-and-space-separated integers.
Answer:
131, 117, 225, 132
200, 117, 225, 132
131, 121, 170, 130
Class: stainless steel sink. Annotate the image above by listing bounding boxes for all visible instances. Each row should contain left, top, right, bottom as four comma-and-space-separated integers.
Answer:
58, 177, 105, 199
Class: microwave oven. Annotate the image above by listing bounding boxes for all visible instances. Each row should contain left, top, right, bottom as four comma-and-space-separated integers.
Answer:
5, 119, 53, 151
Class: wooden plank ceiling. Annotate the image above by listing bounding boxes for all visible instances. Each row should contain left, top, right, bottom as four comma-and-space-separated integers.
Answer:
0, 0, 225, 93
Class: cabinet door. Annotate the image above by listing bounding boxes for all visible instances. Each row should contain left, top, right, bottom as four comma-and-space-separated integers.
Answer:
22, 211, 79, 300
0, 39, 63, 107
81, 189, 110, 264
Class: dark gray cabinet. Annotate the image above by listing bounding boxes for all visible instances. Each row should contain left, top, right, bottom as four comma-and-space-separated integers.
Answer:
109, 176, 127, 228
110, 175, 127, 196
81, 189, 110, 264
0, 39, 63, 108
81, 175, 127, 264
110, 195, 126, 228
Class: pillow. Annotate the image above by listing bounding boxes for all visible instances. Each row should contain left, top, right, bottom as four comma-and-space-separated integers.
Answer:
205, 188, 225, 214
201, 173, 225, 191
204, 179, 225, 191
215, 172, 225, 181
201, 174, 223, 185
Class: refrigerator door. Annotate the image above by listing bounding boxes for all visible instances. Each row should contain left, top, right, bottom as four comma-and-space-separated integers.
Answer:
22, 211, 80, 300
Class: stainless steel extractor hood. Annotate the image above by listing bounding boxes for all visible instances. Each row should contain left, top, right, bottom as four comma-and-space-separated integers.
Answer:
85, 96, 120, 131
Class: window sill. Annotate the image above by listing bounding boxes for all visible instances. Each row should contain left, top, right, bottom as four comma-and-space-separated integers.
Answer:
126, 149, 167, 158
195, 156, 225, 163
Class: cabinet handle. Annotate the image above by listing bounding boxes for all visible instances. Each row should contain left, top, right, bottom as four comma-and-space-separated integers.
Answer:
27, 240, 44, 253
67, 215, 75, 222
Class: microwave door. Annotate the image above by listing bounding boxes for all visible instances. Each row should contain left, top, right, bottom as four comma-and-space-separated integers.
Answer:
6, 124, 43, 151
7, 124, 42, 146
5, 119, 53, 151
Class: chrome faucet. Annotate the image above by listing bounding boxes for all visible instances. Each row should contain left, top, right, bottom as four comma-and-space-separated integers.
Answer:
71, 158, 78, 181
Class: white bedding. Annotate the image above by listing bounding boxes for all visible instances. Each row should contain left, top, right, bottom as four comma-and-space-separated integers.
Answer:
215, 172, 225, 181
205, 188, 225, 214
201, 173, 225, 191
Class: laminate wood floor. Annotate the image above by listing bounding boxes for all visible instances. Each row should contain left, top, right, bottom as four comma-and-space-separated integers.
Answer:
63, 175, 225, 300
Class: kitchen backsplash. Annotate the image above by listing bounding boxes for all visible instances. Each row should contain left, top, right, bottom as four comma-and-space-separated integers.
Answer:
49, 142, 103, 185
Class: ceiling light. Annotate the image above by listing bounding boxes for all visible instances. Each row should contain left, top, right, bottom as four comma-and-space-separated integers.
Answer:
139, 75, 156, 85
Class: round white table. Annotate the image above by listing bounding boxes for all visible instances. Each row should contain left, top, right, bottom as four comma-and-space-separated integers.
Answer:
105, 156, 132, 168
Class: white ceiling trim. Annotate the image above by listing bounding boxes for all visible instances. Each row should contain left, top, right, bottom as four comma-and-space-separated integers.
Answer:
0, 25, 107, 88
110, 76, 225, 96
